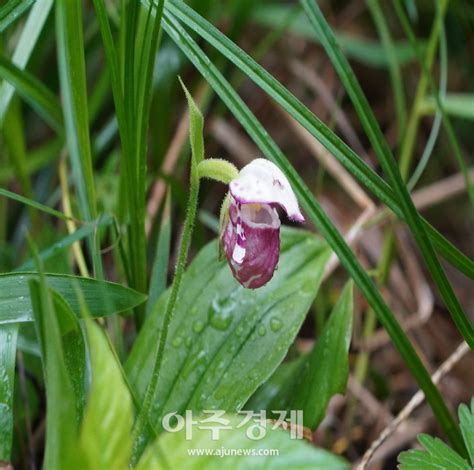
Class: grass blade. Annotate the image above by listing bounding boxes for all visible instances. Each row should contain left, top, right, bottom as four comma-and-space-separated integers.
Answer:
0, 56, 63, 133
0, 0, 35, 32
250, 3, 418, 68
408, 25, 447, 190
0, 0, 53, 119
56, 0, 103, 278
17, 215, 113, 271
0, 187, 73, 222
0, 324, 18, 461
420, 93, 474, 121
366, 0, 406, 135
28, 246, 78, 469
55, 0, 97, 223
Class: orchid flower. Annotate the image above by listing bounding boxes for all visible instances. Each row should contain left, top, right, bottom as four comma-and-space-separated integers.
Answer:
220, 159, 304, 289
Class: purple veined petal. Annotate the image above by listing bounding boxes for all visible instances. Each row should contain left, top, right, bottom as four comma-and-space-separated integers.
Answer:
222, 197, 281, 289
229, 158, 304, 222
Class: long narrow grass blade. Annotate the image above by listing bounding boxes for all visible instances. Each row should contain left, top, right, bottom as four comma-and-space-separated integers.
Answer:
55, 0, 97, 222
0, 324, 18, 461
0, 0, 35, 32
0, 187, 75, 222
366, 0, 406, 135
0, 57, 63, 133
56, 0, 103, 278
408, 26, 447, 190
0, 0, 53, 118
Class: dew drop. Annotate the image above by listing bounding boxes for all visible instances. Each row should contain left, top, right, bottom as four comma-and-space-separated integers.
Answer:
270, 317, 283, 332
208, 294, 235, 331
193, 320, 205, 334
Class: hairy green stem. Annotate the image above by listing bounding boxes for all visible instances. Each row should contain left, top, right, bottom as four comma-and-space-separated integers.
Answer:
130, 161, 200, 463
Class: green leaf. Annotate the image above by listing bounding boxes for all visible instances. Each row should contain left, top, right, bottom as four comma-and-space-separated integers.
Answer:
79, 320, 133, 469
245, 357, 305, 413
137, 414, 348, 470
29, 278, 77, 470
147, 192, 172, 315
0, 324, 18, 461
0, 0, 35, 32
55, 0, 97, 225
0, 57, 63, 133
0, 0, 54, 120
0, 273, 147, 323
17, 215, 113, 271
126, 228, 330, 432
291, 282, 353, 429
0, 187, 72, 222
250, 3, 418, 68
421, 93, 474, 121
50, 290, 86, 418
459, 398, 474, 465
398, 433, 471, 470
179, 77, 204, 165
248, 284, 353, 428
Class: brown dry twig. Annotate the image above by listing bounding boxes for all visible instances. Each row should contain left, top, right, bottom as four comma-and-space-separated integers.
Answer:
356, 341, 471, 469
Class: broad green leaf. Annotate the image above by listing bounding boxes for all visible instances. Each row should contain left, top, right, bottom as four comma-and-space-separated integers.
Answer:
245, 357, 305, 413
147, 192, 172, 315
398, 433, 471, 470
29, 279, 77, 470
0, 273, 147, 323
251, 3, 418, 68
459, 398, 474, 465
126, 228, 330, 434
79, 320, 133, 469
247, 283, 353, 427
0, 324, 18, 461
137, 414, 348, 470
0, 0, 35, 32
0, 0, 54, 120
291, 282, 353, 429
421, 94, 474, 121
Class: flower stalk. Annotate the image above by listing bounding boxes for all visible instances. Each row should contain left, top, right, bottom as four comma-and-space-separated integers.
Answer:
131, 81, 203, 461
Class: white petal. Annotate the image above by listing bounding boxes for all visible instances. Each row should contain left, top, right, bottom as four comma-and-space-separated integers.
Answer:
229, 159, 304, 222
